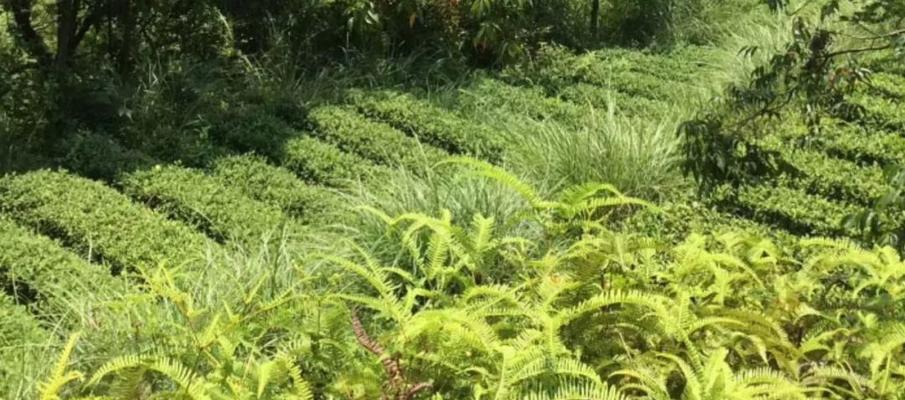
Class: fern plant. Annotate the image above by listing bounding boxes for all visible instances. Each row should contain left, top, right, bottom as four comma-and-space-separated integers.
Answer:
40, 264, 318, 400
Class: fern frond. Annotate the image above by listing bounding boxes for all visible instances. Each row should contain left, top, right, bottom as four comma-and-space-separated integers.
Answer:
560, 290, 669, 325
87, 355, 146, 386
145, 357, 209, 400
334, 293, 408, 323
521, 379, 628, 400
443, 156, 544, 207
39, 332, 83, 400
470, 213, 497, 260
508, 354, 602, 389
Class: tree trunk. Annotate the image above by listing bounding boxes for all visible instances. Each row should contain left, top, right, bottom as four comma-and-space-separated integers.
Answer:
56, 0, 80, 67
116, 0, 137, 75
590, 0, 600, 38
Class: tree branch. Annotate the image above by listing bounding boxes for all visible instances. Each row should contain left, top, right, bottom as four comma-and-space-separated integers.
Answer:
3, 0, 52, 64
849, 28, 905, 40
72, 3, 106, 53
826, 44, 894, 58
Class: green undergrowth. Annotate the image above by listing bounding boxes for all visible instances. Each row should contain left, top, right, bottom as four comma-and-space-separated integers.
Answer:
8, 3, 905, 398
18, 166, 905, 399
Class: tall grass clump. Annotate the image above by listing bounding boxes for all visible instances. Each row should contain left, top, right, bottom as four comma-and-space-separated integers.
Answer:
693, 0, 808, 95
504, 104, 685, 199
342, 161, 530, 260
458, 80, 686, 200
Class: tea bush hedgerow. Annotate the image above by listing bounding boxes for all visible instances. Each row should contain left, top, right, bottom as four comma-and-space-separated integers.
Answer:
865, 72, 905, 100
0, 293, 49, 397
558, 82, 666, 116
0, 217, 129, 316
848, 92, 905, 132
351, 90, 506, 162
281, 135, 386, 187
756, 140, 891, 206
774, 119, 905, 166
723, 183, 867, 237
308, 105, 448, 168
459, 78, 588, 124
121, 165, 297, 246
0, 170, 214, 271
212, 155, 339, 223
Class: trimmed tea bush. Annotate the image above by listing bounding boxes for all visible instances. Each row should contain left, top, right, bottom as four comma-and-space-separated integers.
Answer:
281, 136, 383, 186
212, 155, 339, 222
308, 106, 448, 168
0, 217, 128, 313
0, 170, 213, 270
352, 90, 505, 162
122, 165, 295, 245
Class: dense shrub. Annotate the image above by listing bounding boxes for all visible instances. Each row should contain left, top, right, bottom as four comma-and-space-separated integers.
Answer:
821, 124, 905, 166
122, 165, 296, 246
59, 131, 156, 181
862, 72, 905, 100
308, 105, 448, 168
214, 111, 300, 158
0, 170, 213, 271
352, 90, 505, 162
757, 133, 891, 206
781, 148, 889, 206
212, 155, 339, 223
509, 45, 708, 101
848, 92, 905, 132
589, 47, 719, 81
281, 136, 383, 187
0, 218, 128, 313
621, 196, 795, 245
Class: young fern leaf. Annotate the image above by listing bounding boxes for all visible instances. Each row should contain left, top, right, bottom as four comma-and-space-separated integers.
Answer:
470, 214, 497, 260
256, 354, 314, 400
39, 332, 83, 400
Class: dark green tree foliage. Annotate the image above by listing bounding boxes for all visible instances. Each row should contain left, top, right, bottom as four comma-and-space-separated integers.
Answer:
1, 0, 229, 70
